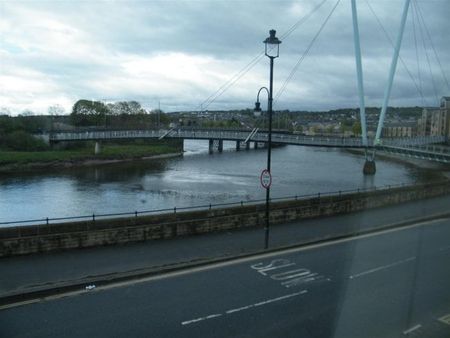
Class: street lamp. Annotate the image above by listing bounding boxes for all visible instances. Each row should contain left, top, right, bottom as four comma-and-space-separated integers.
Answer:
254, 87, 269, 122
254, 29, 281, 250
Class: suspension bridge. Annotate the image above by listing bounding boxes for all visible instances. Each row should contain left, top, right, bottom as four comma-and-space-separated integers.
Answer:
45, 0, 450, 172
47, 128, 450, 164
186, 0, 449, 174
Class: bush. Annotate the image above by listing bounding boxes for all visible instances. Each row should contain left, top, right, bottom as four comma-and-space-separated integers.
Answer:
0, 130, 49, 151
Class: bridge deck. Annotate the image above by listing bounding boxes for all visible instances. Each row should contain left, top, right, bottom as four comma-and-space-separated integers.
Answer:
47, 129, 449, 162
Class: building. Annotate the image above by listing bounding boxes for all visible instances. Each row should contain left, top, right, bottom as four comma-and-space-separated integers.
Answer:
430, 96, 450, 137
416, 97, 450, 138
441, 96, 450, 138
417, 107, 438, 136
383, 122, 416, 138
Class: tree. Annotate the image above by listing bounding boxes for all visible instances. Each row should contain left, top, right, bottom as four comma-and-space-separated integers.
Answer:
0, 107, 11, 116
109, 101, 144, 115
127, 101, 144, 114
352, 121, 362, 135
71, 100, 109, 126
48, 105, 65, 116
20, 110, 35, 116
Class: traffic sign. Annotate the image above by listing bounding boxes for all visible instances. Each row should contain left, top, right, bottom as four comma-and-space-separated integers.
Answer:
260, 169, 272, 189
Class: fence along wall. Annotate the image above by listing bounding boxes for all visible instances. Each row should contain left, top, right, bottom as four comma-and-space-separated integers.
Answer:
1, 181, 449, 257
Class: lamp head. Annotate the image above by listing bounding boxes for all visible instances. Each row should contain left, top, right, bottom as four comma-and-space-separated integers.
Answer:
254, 101, 262, 112
264, 29, 281, 58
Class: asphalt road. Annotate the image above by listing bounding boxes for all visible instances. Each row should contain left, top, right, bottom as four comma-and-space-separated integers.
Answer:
2, 194, 450, 298
1, 216, 450, 338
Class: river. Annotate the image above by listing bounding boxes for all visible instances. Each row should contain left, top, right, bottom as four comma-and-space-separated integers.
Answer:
0, 140, 445, 224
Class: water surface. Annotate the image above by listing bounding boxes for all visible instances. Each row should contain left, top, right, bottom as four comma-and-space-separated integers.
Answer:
0, 140, 444, 224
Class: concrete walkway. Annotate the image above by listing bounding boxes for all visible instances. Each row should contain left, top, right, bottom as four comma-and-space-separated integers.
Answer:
1, 194, 450, 297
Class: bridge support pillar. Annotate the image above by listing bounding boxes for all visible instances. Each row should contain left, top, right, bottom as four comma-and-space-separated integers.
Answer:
363, 160, 376, 175
254, 142, 258, 149
363, 149, 376, 175
94, 141, 101, 155
209, 139, 214, 154
236, 141, 240, 151
218, 140, 223, 153
245, 142, 250, 150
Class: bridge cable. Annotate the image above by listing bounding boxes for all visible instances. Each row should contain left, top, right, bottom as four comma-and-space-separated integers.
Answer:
279, 0, 330, 41
199, 53, 265, 111
414, 0, 450, 93
411, 1, 433, 105
411, 1, 424, 107
274, 0, 341, 105
414, 2, 439, 104
364, 0, 429, 106
197, 0, 331, 111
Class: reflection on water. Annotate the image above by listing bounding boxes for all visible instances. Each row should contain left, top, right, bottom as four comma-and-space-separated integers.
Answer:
0, 140, 446, 223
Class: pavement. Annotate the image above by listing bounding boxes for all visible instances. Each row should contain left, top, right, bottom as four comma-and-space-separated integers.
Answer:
0, 213, 449, 337
1, 194, 450, 300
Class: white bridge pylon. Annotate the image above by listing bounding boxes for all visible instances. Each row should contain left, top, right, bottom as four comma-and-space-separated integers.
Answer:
351, 0, 411, 147
351, 0, 368, 147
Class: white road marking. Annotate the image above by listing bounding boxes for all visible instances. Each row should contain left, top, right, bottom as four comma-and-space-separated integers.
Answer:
3, 216, 447, 310
107, 216, 447, 292
250, 259, 296, 276
438, 313, 450, 325
349, 256, 416, 279
251, 258, 328, 289
270, 268, 311, 281
403, 324, 422, 335
282, 273, 326, 288
226, 305, 253, 314
181, 313, 222, 326
248, 290, 307, 308
182, 290, 307, 326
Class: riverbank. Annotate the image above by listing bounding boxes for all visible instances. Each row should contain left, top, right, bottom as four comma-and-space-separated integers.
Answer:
0, 144, 183, 174
1, 180, 449, 257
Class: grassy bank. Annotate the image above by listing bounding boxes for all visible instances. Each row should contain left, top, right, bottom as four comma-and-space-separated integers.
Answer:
0, 139, 183, 173
0, 144, 179, 164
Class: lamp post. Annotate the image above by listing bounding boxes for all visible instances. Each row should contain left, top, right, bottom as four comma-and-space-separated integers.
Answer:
254, 29, 281, 250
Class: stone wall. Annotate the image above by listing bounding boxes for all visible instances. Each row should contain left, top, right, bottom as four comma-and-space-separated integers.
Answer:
1, 181, 449, 257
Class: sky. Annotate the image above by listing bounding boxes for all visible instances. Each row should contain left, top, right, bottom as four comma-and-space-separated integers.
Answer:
0, 0, 449, 115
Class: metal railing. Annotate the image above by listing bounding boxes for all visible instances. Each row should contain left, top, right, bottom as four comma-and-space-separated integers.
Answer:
379, 145, 450, 163
49, 128, 369, 148
0, 182, 414, 228
381, 135, 446, 146
48, 128, 447, 150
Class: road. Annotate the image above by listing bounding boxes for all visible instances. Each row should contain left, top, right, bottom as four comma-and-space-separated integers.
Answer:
1, 216, 450, 337
2, 194, 450, 298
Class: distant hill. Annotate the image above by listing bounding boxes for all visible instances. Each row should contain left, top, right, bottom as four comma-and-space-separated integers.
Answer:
290, 106, 422, 117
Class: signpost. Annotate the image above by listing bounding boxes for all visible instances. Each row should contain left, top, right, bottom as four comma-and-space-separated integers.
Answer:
260, 169, 272, 189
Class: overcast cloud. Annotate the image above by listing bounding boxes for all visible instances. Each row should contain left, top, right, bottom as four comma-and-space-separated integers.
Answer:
1, 0, 449, 115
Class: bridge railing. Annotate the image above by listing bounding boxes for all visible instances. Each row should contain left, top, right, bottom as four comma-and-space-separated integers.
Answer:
50, 129, 163, 141
382, 135, 446, 147
50, 128, 370, 148
48, 128, 447, 150
254, 132, 369, 147
0, 182, 414, 228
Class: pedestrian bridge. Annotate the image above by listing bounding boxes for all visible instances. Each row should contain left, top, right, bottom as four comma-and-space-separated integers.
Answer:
47, 128, 449, 163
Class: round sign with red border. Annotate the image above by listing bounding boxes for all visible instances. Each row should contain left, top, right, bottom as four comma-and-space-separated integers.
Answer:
260, 169, 272, 189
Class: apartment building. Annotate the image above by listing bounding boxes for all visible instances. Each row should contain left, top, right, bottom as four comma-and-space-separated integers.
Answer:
417, 96, 450, 137
383, 122, 416, 138
417, 107, 438, 136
